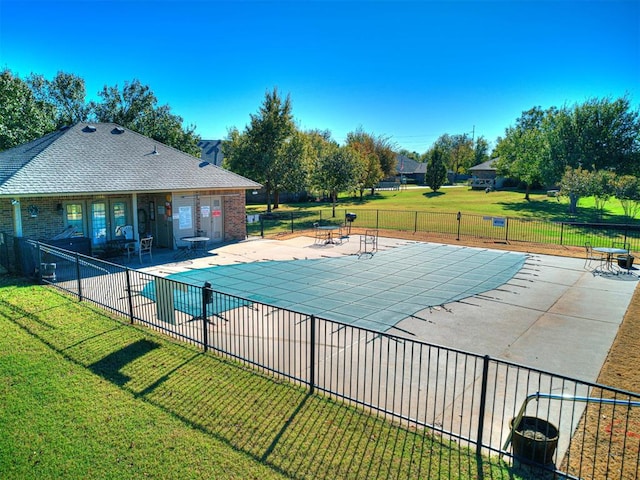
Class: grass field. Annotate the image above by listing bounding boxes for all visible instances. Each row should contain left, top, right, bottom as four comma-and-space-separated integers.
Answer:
248, 186, 632, 223
0, 278, 520, 480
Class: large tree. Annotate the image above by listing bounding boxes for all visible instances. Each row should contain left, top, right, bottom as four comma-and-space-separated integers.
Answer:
92, 79, 200, 155
310, 144, 362, 216
432, 133, 475, 181
346, 128, 396, 197
0, 69, 56, 150
27, 71, 89, 127
497, 97, 640, 194
494, 107, 553, 200
223, 88, 296, 212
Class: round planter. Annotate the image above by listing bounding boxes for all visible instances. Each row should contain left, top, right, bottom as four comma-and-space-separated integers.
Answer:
40, 262, 57, 281
617, 255, 634, 269
510, 416, 559, 465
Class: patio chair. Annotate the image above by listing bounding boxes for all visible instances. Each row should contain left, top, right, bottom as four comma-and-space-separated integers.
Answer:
584, 242, 605, 272
313, 222, 325, 245
139, 236, 153, 263
118, 225, 137, 261
359, 229, 378, 257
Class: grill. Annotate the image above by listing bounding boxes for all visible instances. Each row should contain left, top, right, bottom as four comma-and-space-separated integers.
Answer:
345, 212, 357, 234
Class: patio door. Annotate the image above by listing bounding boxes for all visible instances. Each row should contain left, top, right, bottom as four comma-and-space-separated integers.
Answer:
91, 202, 108, 247
90, 199, 128, 246
200, 195, 223, 243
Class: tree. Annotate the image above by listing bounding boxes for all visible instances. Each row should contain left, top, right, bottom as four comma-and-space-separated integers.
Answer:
590, 169, 615, 219
613, 175, 640, 221
272, 130, 309, 206
473, 136, 490, 166
223, 88, 296, 212
346, 128, 396, 197
92, 79, 200, 155
310, 144, 362, 216
497, 97, 640, 192
0, 69, 56, 150
495, 107, 552, 200
560, 166, 591, 214
425, 146, 447, 192
432, 133, 475, 181
550, 97, 640, 177
27, 71, 90, 127
398, 149, 421, 162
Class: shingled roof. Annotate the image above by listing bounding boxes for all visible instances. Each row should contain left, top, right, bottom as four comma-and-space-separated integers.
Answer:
0, 123, 261, 196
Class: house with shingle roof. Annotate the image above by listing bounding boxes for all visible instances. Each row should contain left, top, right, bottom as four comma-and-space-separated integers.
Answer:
468, 158, 504, 189
0, 123, 261, 265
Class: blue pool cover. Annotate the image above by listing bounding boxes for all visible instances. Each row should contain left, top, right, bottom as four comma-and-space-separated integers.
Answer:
144, 242, 526, 332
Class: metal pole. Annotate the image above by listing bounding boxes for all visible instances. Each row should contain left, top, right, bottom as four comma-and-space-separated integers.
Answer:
456, 211, 461, 241
125, 268, 134, 324
202, 281, 211, 352
309, 315, 316, 394
476, 355, 490, 457
75, 252, 82, 301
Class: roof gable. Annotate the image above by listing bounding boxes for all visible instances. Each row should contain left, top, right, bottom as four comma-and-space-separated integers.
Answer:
0, 123, 260, 196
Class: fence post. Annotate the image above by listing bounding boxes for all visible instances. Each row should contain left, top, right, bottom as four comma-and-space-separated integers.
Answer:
376, 210, 379, 230
75, 252, 83, 301
291, 212, 294, 233
456, 211, 461, 241
125, 268, 134, 324
202, 282, 211, 352
505, 217, 509, 243
309, 315, 316, 394
260, 216, 264, 238
560, 222, 564, 246
36, 242, 43, 283
476, 355, 490, 457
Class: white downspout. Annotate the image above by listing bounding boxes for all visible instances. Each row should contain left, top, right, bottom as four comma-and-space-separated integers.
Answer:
131, 193, 139, 242
12, 199, 23, 237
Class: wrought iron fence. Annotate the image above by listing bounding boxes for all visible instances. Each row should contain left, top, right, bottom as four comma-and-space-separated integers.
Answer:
248, 209, 640, 252
10, 239, 640, 479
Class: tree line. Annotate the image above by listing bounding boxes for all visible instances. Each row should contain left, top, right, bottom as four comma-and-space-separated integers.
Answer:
0, 69, 201, 156
492, 97, 640, 219
2, 69, 638, 215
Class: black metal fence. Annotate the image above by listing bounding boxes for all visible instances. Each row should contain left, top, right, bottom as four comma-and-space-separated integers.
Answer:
9, 239, 640, 479
248, 209, 640, 252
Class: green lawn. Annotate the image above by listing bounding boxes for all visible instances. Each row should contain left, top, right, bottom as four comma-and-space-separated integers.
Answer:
249, 186, 631, 223
0, 277, 523, 479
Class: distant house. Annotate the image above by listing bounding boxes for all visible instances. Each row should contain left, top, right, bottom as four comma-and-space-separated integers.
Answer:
468, 158, 505, 189
396, 154, 426, 185
0, 123, 261, 265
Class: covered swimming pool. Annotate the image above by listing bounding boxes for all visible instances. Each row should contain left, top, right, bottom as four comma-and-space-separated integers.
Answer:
142, 242, 527, 332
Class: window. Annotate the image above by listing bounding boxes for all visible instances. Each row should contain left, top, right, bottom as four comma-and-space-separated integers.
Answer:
65, 203, 85, 236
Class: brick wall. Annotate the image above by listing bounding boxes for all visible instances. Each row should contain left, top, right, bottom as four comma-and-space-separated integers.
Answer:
223, 190, 247, 240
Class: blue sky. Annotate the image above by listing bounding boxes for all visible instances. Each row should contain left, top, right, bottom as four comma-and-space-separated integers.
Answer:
1, 0, 638, 153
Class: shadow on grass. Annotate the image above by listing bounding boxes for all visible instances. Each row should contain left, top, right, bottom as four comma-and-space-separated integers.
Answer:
2, 283, 529, 480
423, 190, 445, 198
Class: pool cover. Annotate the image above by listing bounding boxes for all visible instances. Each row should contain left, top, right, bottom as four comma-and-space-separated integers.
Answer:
145, 242, 526, 332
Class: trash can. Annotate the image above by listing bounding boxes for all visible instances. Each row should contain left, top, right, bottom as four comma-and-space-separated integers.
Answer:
510, 416, 559, 465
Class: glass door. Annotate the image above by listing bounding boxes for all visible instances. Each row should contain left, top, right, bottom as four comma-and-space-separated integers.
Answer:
91, 202, 107, 246
111, 201, 127, 236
